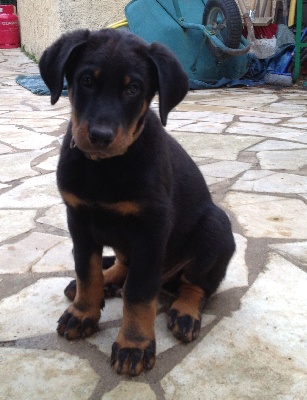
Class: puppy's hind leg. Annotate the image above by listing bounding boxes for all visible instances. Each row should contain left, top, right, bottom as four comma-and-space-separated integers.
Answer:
168, 205, 235, 342
103, 252, 128, 298
167, 276, 205, 343
64, 255, 118, 304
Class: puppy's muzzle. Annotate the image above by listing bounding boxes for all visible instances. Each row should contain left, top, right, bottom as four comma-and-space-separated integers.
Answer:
89, 126, 115, 147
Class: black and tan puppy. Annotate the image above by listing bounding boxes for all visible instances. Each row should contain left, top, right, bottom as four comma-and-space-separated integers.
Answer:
39, 29, 235, 376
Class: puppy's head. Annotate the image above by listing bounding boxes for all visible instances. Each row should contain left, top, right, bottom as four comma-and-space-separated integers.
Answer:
39, 29, 188, 159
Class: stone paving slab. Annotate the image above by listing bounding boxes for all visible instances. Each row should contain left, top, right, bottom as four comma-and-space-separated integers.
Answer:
0, 48, 306, 399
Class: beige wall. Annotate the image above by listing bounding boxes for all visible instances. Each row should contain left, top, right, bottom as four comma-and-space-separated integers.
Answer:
18, 0, 127, 59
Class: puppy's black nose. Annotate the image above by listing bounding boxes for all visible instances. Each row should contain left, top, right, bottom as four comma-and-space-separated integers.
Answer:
89, 127, 114, 146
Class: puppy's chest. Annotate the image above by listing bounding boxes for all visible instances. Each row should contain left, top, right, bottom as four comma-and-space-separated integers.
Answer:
59, 155, 142, 204
60, 187, 142, 217
57, 151, 168, 224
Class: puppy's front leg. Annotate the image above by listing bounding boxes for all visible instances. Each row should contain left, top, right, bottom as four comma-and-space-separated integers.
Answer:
111, 240, 164, 376
111, 296, 157, 376
57, 208, 104, 339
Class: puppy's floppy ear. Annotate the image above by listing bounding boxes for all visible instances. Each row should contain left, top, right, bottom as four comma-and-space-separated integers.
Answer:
39, 30, 90, 105
148, 42, 188, 126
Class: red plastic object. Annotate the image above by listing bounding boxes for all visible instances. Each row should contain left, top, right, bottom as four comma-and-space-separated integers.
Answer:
0, 5, 20, 49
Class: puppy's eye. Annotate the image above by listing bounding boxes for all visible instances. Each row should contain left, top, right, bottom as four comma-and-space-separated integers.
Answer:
125, 82, 140, 97
80, 75, 93, 88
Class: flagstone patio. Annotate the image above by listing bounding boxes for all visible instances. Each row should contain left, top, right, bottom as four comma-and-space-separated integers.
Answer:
0, 48, 306, 399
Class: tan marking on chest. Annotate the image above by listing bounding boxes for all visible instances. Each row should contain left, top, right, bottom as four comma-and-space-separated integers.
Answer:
61, 191, 140, 215
102, 201, 141, 215
61, 191, 88, 207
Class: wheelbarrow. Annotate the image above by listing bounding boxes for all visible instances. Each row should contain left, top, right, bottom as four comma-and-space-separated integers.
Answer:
123, 0, 251, 83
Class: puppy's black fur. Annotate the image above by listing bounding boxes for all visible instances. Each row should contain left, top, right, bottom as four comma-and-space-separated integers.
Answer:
39, 29, 235, 376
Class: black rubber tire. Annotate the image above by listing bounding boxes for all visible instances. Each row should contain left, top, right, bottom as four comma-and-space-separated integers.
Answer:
203, 0, 242, 59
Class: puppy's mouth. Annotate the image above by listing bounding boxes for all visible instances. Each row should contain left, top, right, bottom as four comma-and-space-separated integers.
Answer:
70, 137, 121, 159
71, 118, 145, 160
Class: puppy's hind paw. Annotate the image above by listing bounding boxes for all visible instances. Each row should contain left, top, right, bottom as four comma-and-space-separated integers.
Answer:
167, 308, 201, 343
63, 280, 105, 309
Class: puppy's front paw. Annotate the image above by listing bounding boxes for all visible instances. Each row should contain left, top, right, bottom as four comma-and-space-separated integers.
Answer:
111, 339, 156, 376
57, 305, 100, 340
167, 308, 201, 343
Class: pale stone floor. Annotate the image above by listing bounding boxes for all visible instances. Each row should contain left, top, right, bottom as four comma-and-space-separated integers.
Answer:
0, 49, 306, 400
